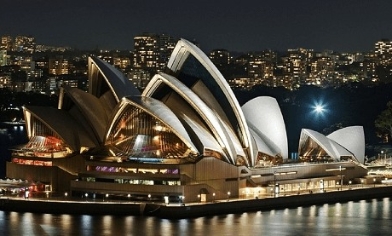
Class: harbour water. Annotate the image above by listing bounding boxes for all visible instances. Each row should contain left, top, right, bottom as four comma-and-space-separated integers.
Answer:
0, 123, 27, 177
0, 198, 390, 235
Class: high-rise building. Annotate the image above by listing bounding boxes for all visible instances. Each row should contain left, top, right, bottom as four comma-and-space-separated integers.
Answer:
284, 48, 314, 87
14, 36, 36, 54
374, 39, 392, 66
133, 33, 159, 71
209, 49, 231, 68
246, 50, 278, 87
309, 56, 335, 87
12, 55, 34, 72
133, 33, 176, 72
157, 34, 176, 70
248, 60, 274, 86
1, 36, 13, 51
35, 57, 49, 74
0, 74, 12, 89
0, 50, 8, 66
126, 69, 151, 89
49, 56, 69, 75
375, 39, 392, 55
113, 57, 131, 71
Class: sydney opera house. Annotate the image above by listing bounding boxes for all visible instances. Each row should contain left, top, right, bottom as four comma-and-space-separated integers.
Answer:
6, 39, 367, 203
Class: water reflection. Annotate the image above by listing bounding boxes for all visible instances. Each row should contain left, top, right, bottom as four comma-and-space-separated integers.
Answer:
0, 198, 391, 235
383, 198, 390, 219
0, 124, 28, 177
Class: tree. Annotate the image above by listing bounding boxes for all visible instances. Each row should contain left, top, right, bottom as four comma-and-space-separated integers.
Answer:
375, 101, 392, 143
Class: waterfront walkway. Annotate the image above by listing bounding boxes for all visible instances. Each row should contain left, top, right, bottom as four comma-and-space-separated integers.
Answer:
1, 182, 390, 207
1, 183, 392, 219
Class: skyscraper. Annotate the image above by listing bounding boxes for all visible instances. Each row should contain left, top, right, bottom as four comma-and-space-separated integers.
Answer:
133, 33, 176, 72
374, 39, 392, 66
285, 48, 314, 87
14, 36, 36, 54
1, 36, 13, 51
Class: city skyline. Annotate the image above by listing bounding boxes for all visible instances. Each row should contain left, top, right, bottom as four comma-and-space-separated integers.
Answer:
1, 0, 392, 52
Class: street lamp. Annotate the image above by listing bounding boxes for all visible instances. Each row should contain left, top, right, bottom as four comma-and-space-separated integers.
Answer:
227, 191, 231, 201
273, 171, 277, 198
373, 178, 376, 187
320, 179, 324, 193
339, 165, 343, 191
212, 192, 215, 202
383, 150, 387, 165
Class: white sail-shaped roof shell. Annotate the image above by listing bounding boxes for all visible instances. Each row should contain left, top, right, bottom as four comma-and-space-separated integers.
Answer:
143, 72, 246, 165
88, 57, 140, 102
62, 87, 109, 143
167, 38, 255, 166
179, 114, 227, 161
299, 129, 355, 161
23, 106, 97, 152
248, 128, 276, 157
327, 126, 365, 163
242, 96, 288, 159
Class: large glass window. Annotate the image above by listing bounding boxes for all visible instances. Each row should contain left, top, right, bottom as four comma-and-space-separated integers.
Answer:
299, 136, 333, 162
21, 116, 71, 157
106, 105, 190, 161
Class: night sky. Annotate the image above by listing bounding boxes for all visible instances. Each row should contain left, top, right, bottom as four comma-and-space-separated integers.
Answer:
1, 0, 392, 52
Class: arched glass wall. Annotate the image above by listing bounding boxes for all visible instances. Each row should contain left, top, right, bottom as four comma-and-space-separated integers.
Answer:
299, 136, 333, 162
106, 105, 192, 162
22, 116, 71, 157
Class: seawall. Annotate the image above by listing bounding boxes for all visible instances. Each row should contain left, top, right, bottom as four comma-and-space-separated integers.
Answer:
1, 186, 392, 219
154, 186, 392, 218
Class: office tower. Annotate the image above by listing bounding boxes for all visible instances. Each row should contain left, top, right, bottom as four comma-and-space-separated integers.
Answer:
1, 36, 13, 51
0, 50, 8, 66
285, 48, 314, 87
209, 49, 231, 68
374, 39, 392, 66
309, 56, 334, 87
133, 33, 176, 72
49, 56, 69, 75
14, 36, 36, 53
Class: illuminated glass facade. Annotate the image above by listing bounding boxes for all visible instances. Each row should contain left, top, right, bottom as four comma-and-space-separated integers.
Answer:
106, 104, 191, 162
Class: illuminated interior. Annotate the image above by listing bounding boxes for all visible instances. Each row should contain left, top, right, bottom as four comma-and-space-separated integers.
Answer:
16, 135, 71, 158
299, 137, 333, 162
105, 104, 193, 162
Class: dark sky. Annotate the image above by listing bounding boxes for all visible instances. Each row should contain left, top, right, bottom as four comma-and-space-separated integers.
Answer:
1, 0, 392, 52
